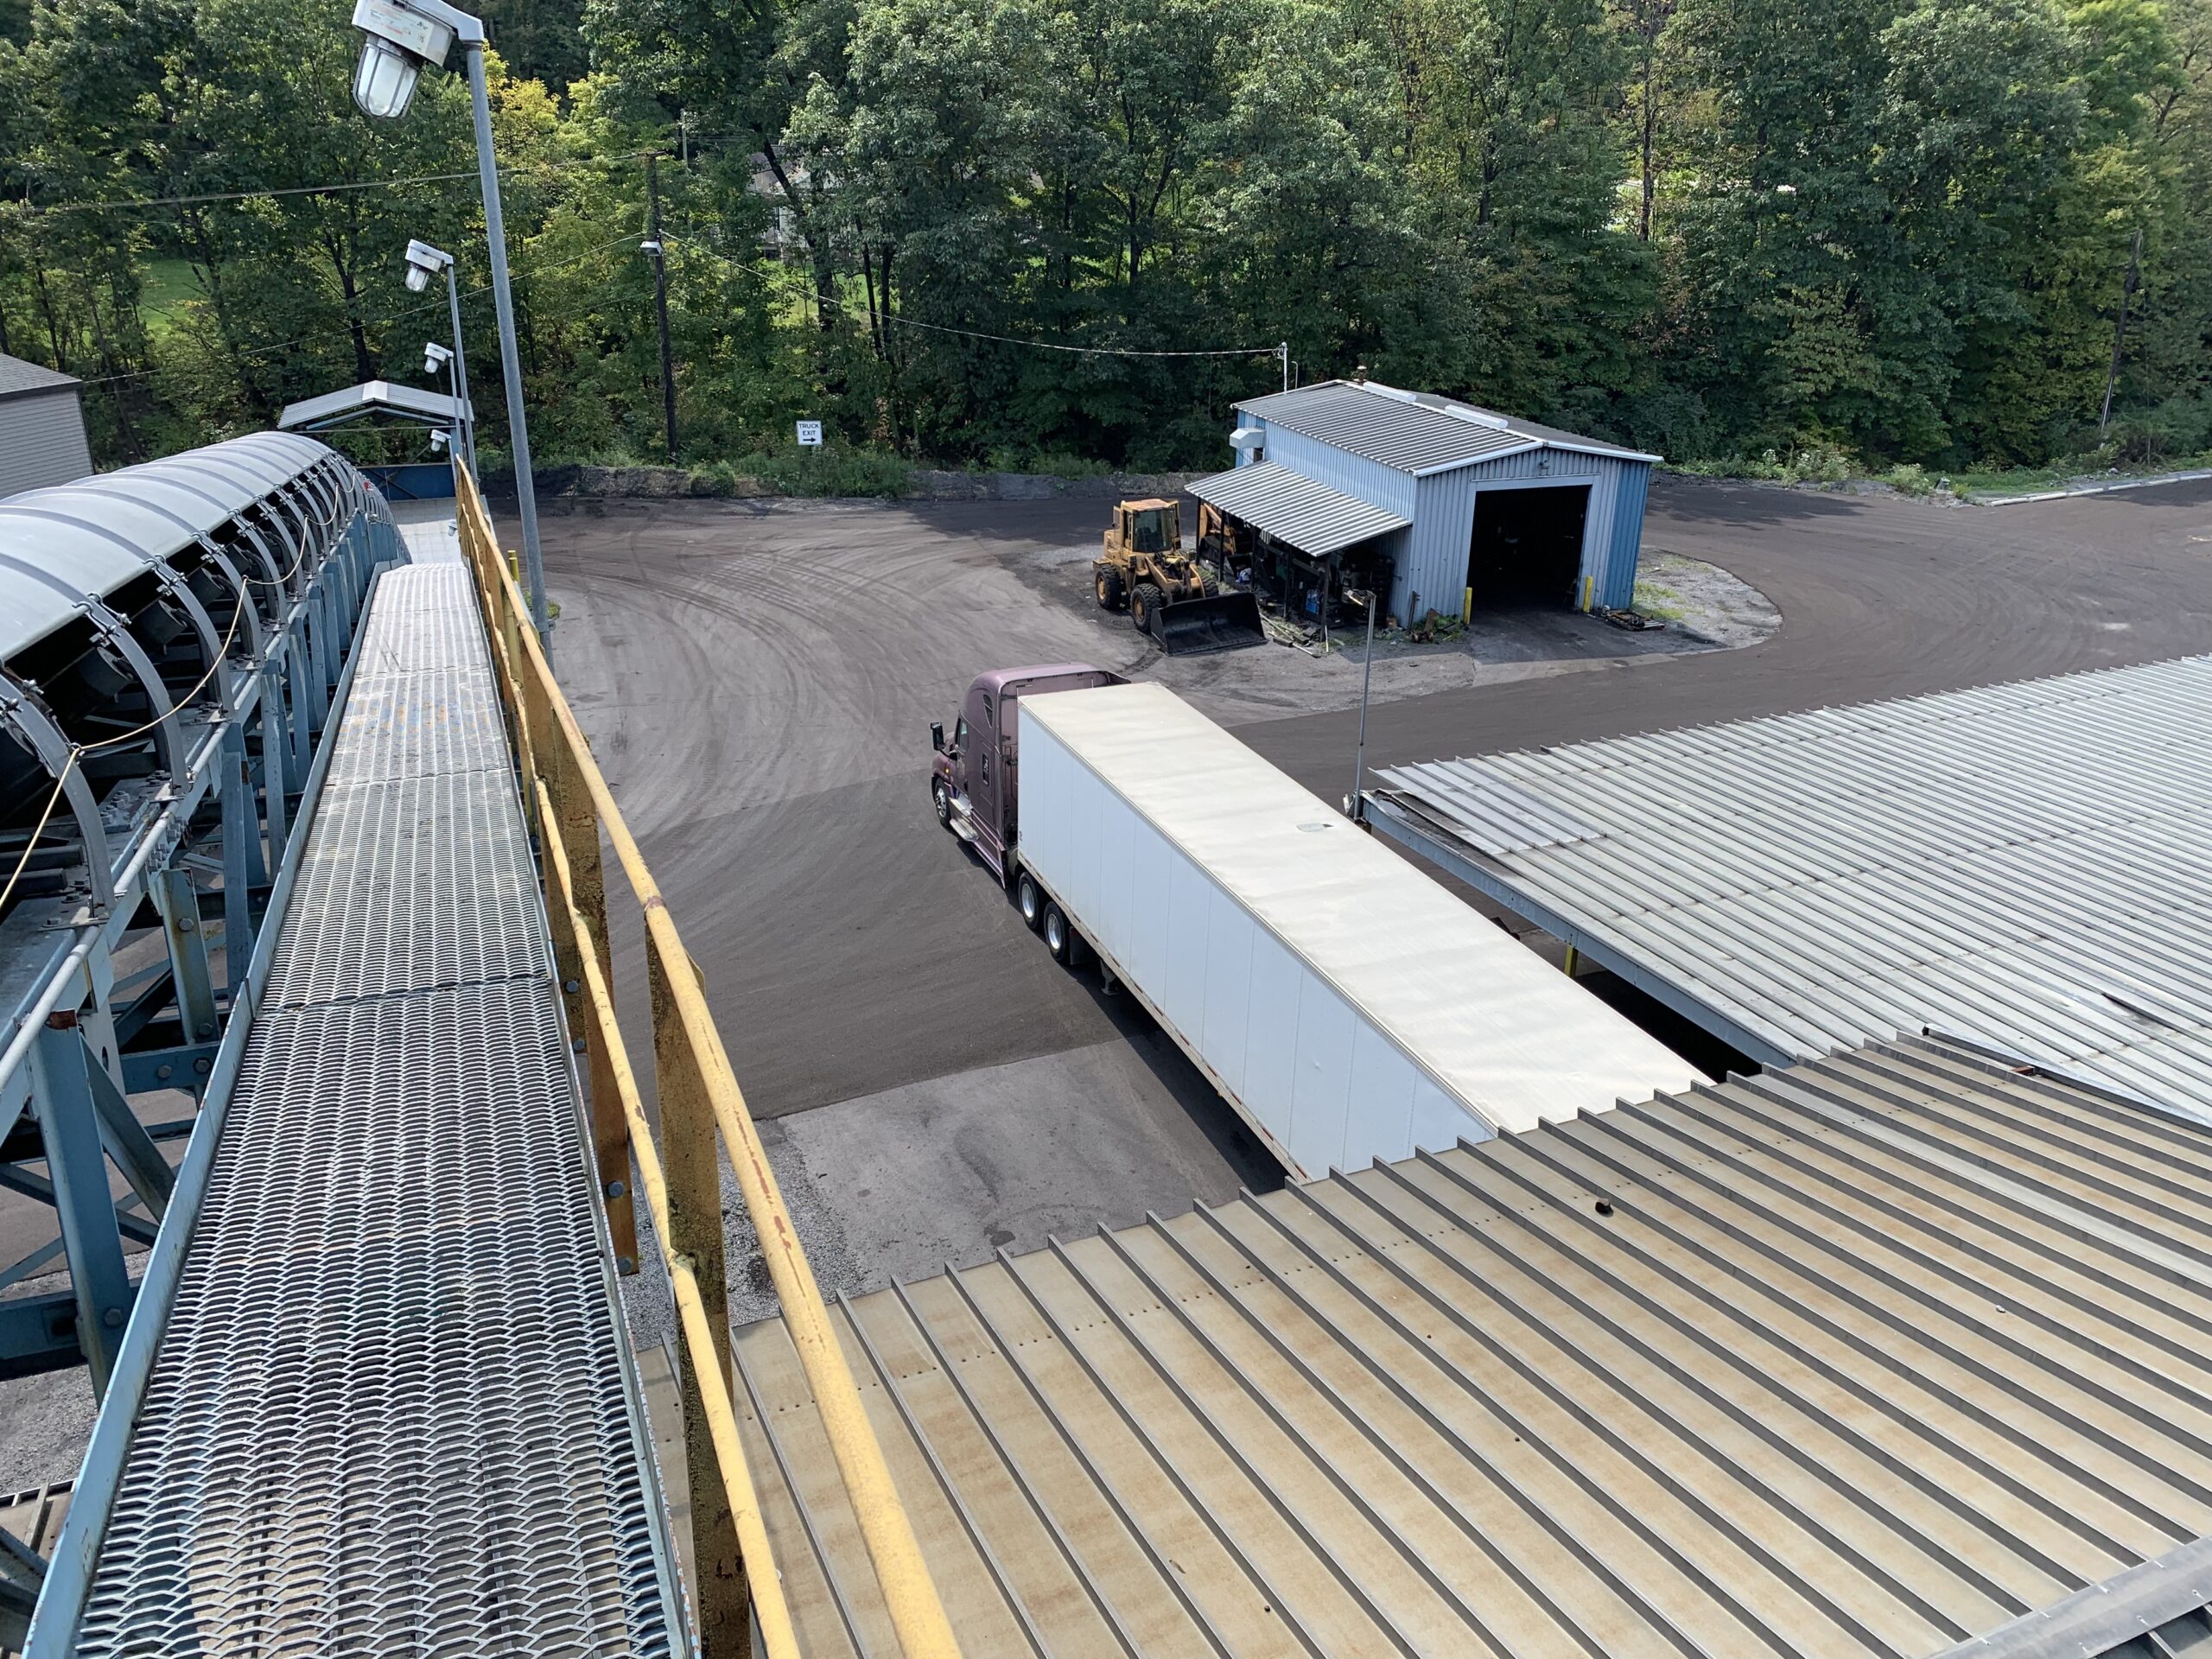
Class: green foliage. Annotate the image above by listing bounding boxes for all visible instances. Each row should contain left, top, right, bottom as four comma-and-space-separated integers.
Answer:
690, 445, 912, 495
0, 0, 2205, 480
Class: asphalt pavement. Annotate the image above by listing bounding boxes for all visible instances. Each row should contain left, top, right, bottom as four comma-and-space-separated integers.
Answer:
537, 474, 2212, 1306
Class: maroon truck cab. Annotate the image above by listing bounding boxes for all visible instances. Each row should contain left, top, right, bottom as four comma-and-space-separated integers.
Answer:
931, 664, 1122, 879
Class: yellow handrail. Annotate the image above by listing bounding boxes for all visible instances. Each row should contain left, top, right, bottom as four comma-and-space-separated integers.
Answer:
536, 788, 804, 1658
451, 473, 962, 1659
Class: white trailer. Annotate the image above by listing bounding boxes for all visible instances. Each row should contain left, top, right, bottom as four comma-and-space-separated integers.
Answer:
1014, 681, 1704, 1179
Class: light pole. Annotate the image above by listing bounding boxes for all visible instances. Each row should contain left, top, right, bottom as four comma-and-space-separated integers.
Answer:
404, 238, 474, 476
352, 0, 549, 636
1346, 588, 1378, 823
423, 341, 462, 493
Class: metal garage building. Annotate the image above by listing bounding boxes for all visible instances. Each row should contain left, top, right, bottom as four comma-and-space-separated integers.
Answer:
0, 353, 92, 499
1364, 654, 2212, 1120
1203, 378, 1658, 624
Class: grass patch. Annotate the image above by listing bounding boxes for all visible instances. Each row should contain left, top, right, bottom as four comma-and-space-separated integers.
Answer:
137, 257, 201, 338
690, 445, 912, 498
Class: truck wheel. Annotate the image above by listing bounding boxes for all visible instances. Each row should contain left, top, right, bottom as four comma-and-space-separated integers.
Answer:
1132, 583, 1164, 637
1042, 902, 1087, 967
932, 777, 952, 830
1016, 872, 1043, 931
1094, 568, 1125, 610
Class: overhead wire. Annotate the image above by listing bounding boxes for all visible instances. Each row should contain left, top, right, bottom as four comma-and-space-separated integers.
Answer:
10, 150, 656, 218
699, 245, 1283, 360
66, 224, 645, 391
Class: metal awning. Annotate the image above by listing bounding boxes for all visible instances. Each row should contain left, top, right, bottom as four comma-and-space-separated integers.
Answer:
1190, 461, 1408, 557
277, 380, 470, 433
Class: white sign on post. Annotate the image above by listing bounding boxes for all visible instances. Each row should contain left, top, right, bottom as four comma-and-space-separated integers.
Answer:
795, 420, 823, 447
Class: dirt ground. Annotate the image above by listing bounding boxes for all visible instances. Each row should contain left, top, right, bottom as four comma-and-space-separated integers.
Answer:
1014, 535, 1778, 722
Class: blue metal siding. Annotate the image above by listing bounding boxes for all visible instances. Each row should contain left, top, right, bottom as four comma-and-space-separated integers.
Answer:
1405, 467, 1478, 620
1601, 461, 1650, 609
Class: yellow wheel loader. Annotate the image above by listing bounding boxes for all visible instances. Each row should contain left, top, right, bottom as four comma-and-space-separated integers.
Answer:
1092, 499, 1265, 654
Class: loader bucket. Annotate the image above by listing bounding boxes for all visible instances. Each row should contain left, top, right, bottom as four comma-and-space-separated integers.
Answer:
1151, 588, 1268, 654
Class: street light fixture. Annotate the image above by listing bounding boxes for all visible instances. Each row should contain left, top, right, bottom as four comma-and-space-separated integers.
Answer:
402, 238, 473, 477
352, 0, 549, 636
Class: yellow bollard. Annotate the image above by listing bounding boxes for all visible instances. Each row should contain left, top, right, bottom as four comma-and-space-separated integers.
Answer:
1463, 584, 1472, 623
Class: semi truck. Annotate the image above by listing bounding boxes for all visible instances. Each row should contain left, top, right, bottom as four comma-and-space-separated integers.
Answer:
931, 671, 1703, 1179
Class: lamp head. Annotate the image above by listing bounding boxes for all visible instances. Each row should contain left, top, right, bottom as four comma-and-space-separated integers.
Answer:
431, 429, 449, 454
351, 0, 457, 120
423, 340, 453, 374
404, 238, 453, 292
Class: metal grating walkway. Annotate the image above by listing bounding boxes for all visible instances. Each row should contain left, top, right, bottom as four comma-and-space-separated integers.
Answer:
67, 561, 681, 1657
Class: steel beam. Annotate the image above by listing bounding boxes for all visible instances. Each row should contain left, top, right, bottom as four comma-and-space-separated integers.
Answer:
27, 1020, 134, 1393
151, 870, 219, 1049
1364, 792, 1797, 1071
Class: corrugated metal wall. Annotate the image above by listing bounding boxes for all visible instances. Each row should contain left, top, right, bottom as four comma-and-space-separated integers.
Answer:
1602, 461, 1649, 608
1237, 410, 1652, 620
0, 390, 92, 499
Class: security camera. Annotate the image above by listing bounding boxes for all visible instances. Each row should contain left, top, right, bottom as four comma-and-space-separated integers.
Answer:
423, 340, 454, 375
431, 429, 450, 454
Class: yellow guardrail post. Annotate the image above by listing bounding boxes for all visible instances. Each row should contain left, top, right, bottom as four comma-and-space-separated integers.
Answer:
450, 468, 962, 1659
651, 932, 747, 1657
537, 789, 796, 1658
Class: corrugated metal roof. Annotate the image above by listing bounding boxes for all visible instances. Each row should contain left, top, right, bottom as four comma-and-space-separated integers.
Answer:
1237, 381, 1657, 474
0, 353, 79, 402
734, 1035, 2212, 1657
1370, 655, 2212, 1118
0, 431, 340, 658
1189, 461, 1410, 555
276, 379, 470, 430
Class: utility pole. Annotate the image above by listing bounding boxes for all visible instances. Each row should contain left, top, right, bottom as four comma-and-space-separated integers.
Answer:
646, 153, 677, 464
1280, 341, 1289, 394
2101, 228, 2144, 435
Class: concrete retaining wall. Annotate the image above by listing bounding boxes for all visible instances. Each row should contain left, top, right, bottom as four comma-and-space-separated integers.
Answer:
485, 463, 1195, 502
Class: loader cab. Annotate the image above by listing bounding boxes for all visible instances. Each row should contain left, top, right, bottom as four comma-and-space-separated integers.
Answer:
1119, 501, 1179, 555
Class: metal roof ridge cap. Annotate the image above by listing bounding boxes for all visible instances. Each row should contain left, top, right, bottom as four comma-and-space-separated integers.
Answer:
1929, 1531, 2212, 1658
1412, 442, 1542, 478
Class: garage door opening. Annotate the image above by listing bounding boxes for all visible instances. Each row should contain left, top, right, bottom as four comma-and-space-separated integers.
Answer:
1466, 486, 1590, 610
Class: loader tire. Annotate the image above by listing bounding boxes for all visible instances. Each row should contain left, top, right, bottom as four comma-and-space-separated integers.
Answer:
1095, 568, 1125, 610
1132, 583, 1165, 638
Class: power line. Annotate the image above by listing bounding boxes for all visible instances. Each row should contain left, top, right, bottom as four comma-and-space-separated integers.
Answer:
712, 248, 1281, 360
11, 151, 652, 218
13, 169, 482, 217
68, 224, 645, 391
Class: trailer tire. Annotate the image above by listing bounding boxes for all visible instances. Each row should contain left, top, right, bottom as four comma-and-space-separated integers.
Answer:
932, 777, 952, 830
1094, 568, 1125, 610
1042, 902, 1086, 967
1016, 872, 1043, 931
1132, 583, 1164, 637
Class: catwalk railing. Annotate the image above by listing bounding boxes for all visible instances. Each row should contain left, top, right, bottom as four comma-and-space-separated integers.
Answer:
453, 470, 960, 1659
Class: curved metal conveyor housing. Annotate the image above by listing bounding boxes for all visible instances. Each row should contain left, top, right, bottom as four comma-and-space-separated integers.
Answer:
18, 480, 682, 1654
0, 434, 382, 1388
